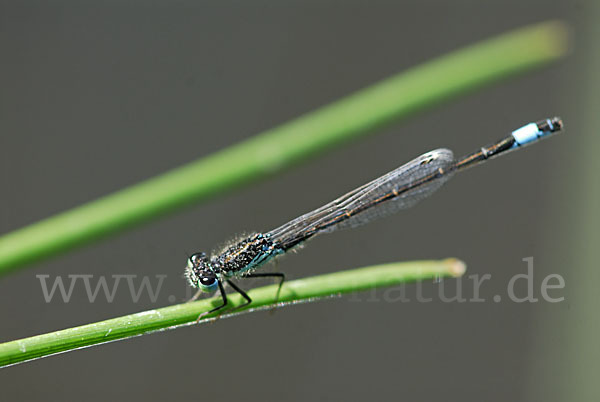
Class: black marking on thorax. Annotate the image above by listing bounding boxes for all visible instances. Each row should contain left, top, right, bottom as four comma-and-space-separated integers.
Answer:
211, 233, 274, 276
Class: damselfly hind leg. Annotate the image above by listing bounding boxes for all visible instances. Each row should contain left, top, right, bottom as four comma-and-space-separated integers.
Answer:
195, 272, 286, 323
245, 272, 286, 313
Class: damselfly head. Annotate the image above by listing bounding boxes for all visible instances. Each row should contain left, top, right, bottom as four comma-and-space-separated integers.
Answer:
185, 252, 219, 292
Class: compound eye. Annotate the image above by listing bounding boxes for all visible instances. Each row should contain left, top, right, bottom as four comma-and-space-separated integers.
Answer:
198, 276, 218, 292
200, 277, 215, 286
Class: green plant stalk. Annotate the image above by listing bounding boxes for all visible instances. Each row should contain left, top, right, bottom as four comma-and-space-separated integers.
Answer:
0, 21, 567, 275
0, 258, 464, 368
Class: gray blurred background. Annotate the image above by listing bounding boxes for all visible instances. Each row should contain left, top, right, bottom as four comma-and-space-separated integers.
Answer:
1, 1, 597, 401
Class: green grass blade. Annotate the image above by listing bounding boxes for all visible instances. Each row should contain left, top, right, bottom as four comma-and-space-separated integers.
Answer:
0, 258, 465, 368
0, 21, 567, 275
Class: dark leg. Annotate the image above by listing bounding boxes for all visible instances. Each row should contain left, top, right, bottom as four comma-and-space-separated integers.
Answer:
196, 280, 228, 323
226, 279, 253, 311
197, 274, 286, 322
245, 272, 285, 303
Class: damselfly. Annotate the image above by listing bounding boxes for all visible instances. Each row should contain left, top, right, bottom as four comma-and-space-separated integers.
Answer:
185, 117, 563, 315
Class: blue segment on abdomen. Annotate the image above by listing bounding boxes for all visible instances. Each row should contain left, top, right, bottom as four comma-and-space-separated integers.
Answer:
511, 123, 541, 147
511, 120, 556, 149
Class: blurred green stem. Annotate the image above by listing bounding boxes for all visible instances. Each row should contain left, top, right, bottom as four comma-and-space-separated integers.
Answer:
0, 21, 567, 275
0, 258, 465, 368
528, 7, 600, 401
